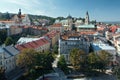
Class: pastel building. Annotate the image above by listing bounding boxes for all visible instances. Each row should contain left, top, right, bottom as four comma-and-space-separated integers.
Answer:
48, 23, 64, 33
12, 9, 31, 26
44, 30, 60, 47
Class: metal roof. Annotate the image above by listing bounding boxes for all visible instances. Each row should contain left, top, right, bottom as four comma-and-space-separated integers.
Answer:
77, 24, 96, 28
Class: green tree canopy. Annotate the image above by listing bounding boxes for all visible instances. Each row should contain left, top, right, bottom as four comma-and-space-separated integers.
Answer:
4, 37, 14, 46
58, 55, 68, 70
87, 50, 112, 72
17, 49, 37, 70
53, 44, 58, 54
17, 49, 54, 71
35, 51, 54, 69
69, 48, 86, 70
0, 29, 7, 45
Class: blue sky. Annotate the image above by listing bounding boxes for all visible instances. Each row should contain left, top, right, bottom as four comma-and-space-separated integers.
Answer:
0, 0, 120, 21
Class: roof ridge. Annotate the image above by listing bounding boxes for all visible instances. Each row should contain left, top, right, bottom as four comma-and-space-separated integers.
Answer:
3, 47, 14, 56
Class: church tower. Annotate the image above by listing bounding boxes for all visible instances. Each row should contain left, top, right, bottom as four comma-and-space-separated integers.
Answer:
18, 9, 21, 18
85, 11, 89, 25
17, 9, 22, 23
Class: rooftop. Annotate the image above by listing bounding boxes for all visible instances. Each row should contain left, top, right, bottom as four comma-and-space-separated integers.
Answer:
17, 37, 41, 44
92, 39, 115, 51
44, 30, 59, 39
77, 24, 96, 28
16, 37, 49, 51
0, 45, 19, 58
50, 23, 62, 27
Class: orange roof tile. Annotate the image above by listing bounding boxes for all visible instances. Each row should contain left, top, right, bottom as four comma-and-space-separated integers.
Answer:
16, 37, 49, 51
80, 31, 97, 35
50, 23, 62, 27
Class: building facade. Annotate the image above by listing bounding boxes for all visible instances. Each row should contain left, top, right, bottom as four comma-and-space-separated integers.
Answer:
0, 46, 20, 73
48, 23, 64, 33
59, 35, 89, 63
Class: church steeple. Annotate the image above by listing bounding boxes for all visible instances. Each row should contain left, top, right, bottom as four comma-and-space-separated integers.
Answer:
18, 9, 21, 18
17, 9, 22, 23
85, 11, 89, 25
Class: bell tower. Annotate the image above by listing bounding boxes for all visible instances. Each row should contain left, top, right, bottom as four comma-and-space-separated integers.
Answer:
17, 9, 22, 23
85, 11, 89, 25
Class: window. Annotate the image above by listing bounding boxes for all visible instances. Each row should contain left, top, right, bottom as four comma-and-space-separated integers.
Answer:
65, 42, 67, 45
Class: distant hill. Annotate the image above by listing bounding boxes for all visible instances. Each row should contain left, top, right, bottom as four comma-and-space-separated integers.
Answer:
0, 12, 55, 25
28, 14, 55, 25
0, 12, 15, 20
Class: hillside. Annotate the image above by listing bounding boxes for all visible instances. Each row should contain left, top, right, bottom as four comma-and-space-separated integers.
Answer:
0, 12, 55, 25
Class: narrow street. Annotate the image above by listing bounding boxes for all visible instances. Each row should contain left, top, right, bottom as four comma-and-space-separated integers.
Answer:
52, 55, 68, 80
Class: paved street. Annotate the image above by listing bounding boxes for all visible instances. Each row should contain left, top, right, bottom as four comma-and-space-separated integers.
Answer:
52, 55, 68, 80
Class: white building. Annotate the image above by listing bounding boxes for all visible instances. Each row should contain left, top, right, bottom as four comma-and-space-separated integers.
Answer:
59, 36, 89, 63
60, 19, 73, 30
91, 38, 116, 56
0, 45, 20, 73
75, 19, 84, 26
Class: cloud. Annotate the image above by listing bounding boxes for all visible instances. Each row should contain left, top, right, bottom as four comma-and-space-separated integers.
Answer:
0, 0, 57, 17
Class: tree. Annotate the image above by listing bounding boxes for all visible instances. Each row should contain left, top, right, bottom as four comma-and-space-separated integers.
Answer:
0, 68, 6, 80
5, 12, 11, 20
87, 52, 98, 69
58, 55, 68, 72
87, 50, 112, 72
17, 49, 37, 70
69, 48, 86, 70
0, 29, 7, 45
35, 51, 54, 69
116, 67, 120, 79
53, 44, 58, 54
4, 37, 14, 46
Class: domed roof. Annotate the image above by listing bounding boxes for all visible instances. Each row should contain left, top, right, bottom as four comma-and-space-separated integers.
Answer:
67, 14, 72, 19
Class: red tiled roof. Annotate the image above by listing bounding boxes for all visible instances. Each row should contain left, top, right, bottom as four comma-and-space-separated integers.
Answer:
109, 25, 118, 33
50, 23, 62, 27
44, 30, 59, 39
0, 20, 14, 23
80, 31, 97, 35
16, 37, 49, 51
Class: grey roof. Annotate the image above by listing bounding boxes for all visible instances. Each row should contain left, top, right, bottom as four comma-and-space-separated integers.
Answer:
3, 45, 20, 58
0, 47, 4, 53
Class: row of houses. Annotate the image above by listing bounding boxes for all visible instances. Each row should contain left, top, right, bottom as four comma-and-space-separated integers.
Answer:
59, 30, 118, 64
0, 29, 60, 74
16, 30, 60, 51
16, 37, 50, 52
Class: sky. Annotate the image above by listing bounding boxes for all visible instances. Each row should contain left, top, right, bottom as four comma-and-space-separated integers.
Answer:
0, 0, 120, 21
